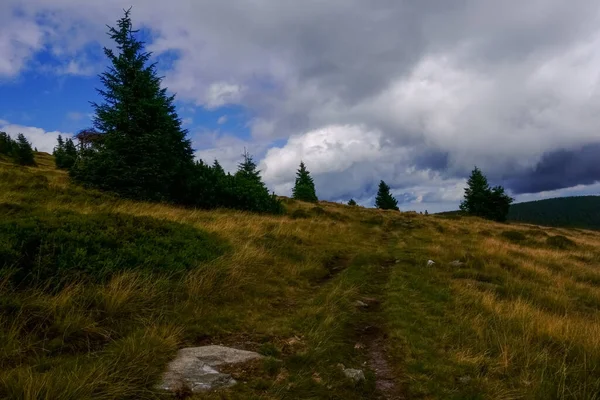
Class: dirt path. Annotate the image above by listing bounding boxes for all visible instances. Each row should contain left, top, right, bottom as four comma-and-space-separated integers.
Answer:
354, 259, 406, 399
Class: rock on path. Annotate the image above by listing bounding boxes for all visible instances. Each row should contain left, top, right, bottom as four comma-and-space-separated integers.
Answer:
158, 345, 263, 393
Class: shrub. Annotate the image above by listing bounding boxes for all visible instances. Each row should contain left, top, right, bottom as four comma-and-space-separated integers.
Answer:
0, 207, 228, 289
546, 235, 576, 250
501, 230, 528, 244
290, 209, 311, 219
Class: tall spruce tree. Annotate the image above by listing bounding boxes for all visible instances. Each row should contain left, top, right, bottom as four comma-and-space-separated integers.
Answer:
375, 180, 399, 210
13, 134, 35, 166
292, 161, 318, 202
70, 8, 194, 201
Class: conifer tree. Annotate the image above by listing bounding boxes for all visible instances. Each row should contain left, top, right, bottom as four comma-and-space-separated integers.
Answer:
13, 134, 35, 166
348, 198, 357, 206
487, 185, 514, 222
70, 8, 194, 201
235, 149, 262, 184
231, 149, 283, 213
460, 166, 513, 222
292, 161, 318, 202
375, 180, 399, 210
212, 159, 225, 176
63, 138, 78, 169
53, 135, 66, 168
459, 167, 490, 217
0, 132, 14, 155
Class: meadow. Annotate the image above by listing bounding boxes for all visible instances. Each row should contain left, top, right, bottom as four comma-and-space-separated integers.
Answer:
1, 153, 600, 399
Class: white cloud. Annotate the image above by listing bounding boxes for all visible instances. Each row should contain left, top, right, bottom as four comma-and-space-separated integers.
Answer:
205, 82, 244, 109
0, 121, 72, 153
0, 12, 45, 77
217, 115, 227, 125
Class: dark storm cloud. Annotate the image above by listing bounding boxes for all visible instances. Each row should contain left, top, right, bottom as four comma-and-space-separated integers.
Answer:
506, 143, 600, 194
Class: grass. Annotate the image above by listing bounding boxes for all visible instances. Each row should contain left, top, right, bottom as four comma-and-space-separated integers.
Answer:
2, 153, 600, 399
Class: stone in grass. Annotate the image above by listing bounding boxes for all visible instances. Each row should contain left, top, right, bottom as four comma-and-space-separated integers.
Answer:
449, 260, 465, 267
158, 345, 263, 393
343, 368, 366, 382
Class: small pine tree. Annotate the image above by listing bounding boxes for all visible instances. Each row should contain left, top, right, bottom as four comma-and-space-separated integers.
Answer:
230, 150, 283, 214
212, 159, 225, 176
53, 135, 66, 168
292, 161, 318, 202
459, 167, 490, 217
0, 132, 14, 155
375, 180, 399, 210
487, 186, 514, 222
460, 166, 513, 222
348, 198, 357, 206
13, 134, 35, 166
235, 149, 262, 184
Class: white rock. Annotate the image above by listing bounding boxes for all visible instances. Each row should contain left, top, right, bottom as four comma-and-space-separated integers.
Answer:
343, 368, 365, 382
355, 300, 368, 308
158, 345, 263, 393
426, 260, 435, 267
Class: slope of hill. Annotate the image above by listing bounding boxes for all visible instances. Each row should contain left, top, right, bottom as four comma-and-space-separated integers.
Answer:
508, 196, 600, 230
2, 154, 600, 399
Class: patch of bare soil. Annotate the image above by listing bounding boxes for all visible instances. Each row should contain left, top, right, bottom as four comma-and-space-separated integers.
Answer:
356, 323, 405, 399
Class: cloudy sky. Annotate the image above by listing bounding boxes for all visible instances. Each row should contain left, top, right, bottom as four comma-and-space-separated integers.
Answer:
2, 1, 600, 212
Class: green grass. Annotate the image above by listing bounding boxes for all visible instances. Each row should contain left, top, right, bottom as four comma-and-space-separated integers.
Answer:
2, 154, 600, 399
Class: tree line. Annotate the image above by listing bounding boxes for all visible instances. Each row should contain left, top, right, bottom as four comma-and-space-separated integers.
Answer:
42, 9, 407, 215
0, 132, 35, 166
9, 10, 515, 220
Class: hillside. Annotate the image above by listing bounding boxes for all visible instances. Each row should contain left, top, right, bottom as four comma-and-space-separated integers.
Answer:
2, 154, 600, 399
508, 196, 600, 230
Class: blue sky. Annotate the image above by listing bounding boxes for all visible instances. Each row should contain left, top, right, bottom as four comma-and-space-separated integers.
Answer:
2, 1, 600, 212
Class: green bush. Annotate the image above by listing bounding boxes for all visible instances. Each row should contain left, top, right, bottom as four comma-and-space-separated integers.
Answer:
546, 235, 576, 250
501, 230, 528, 244
290, 209, 311, 219
0, 207, 228, 289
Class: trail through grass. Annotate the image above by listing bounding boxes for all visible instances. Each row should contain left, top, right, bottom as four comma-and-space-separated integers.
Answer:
2, 154, 600, 399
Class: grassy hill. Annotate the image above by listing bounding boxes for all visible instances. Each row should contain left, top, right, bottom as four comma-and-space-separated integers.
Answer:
508, 196, 600, 230
2, 154, 600, 399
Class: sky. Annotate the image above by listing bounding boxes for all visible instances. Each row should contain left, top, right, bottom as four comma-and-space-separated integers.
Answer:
2, 1, 600, 212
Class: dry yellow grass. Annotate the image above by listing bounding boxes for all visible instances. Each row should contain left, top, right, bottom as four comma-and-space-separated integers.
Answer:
2, 153, 600, 399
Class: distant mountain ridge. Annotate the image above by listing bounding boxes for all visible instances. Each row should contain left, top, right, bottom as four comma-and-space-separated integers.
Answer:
434, 196, 600, 230
507, 195, 600, 230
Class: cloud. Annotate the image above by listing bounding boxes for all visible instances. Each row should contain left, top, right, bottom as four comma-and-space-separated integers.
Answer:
504, 143, 600, 194
217, 116, 227, 125
0, 11, 45, 78
204, 82, 245, 109
3, 0, 600, 209
0, 121, 72, 153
